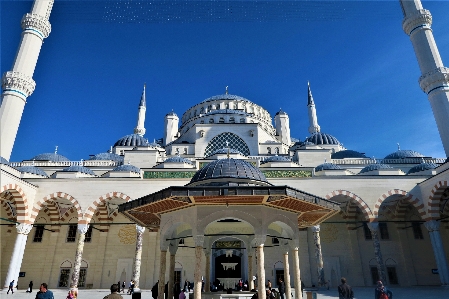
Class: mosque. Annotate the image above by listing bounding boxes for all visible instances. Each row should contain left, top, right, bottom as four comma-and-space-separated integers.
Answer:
1, 1, 449, 298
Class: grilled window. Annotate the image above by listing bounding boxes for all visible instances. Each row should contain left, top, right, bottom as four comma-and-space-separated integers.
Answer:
271, 237, 279, 244
84, 225, 93, 243
379, 223, 389, 240
363, 223, 372, 240
33, 225, 44, 242
67, 224, 77, 242
412, 222, 424, 239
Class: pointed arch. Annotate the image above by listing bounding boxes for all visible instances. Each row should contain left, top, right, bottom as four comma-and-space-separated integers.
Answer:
372, 189, 425, 219
427, 180, 448, 219
1, 184, 29, 223
31, 192, 82, 224
83, 192, 132, 224
325, 190, 373, 221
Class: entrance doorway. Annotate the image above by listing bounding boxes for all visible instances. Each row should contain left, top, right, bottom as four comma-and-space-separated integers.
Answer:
275, 270, 284, 284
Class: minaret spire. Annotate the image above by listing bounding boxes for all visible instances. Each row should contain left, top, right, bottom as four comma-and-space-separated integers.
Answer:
134, 84, 146, 136
307, 81, 320, 134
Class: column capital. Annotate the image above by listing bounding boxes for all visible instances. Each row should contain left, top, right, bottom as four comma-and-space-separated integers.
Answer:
77, 224, 89, 235
2, 71, 36, 100
254, 234, 266, 246
402, 9, 432, 36
424, 220, 440, 232
16, 223, 33, 235
311, 225, 320, 233
136, 225, 146, 234
21, 13, 51, 39
193, 235, 204, 247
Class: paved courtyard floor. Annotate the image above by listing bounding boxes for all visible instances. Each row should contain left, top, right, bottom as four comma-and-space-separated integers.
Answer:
1, 286, 449, 299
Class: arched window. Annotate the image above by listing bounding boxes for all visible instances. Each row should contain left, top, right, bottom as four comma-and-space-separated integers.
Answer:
204, 132, 250, 156
275, 147, 279, 154
229, 117, 235, 123
209, 118, 214, 124
240, 118, 245, 123
219, 117, 225, 123
175, 148, 180, 155
183, 148, 187, 154
58, 261, 72, 287
200, 120, 204, 124
267, 147, 271, 154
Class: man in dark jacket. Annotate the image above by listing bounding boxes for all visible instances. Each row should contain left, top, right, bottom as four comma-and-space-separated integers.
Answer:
103, 284, 124, 299
35, 283, 54, 299
277, 278, 285, 299
337, 277, 354, 299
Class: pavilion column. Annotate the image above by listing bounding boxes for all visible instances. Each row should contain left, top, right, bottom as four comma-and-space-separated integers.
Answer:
193, 235, 204, 299
292, 247, 302, 299
204, 249, 211, 292
424, 220, 449, 285
248, 254, 254, 290
158, 249, 167, 299
69, 224, 89, 291
311, 225, 325, 287
132, 225, 145, 289
283, 250, 291, 299
367, 222, 386, 283
3, 223, 32, 290
255, 235, 266, 299
169, 252, 176, 299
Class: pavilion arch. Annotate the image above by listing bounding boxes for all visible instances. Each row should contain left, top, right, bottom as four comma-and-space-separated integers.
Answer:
30, 192, 82, 224
265, 214, 297, 238
372, 189, 425, 220
325, 190, 373, 221
1, 184, 29, 223
427, 180, 449, 219
197, 209, 260, 235
82, 192, 132, 224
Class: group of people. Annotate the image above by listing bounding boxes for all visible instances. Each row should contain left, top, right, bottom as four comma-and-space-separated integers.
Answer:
338, 277, 393, 299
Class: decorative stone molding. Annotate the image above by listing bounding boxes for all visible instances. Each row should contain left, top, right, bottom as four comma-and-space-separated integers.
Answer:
143, 171, 196, 179
16, 223, 33, 235
2, 71, 36, 98
402, 9, 432, 36
424, 219, 440, 232
136, 225, 146, 234
134, 127, 146, 136
418, 67, 449, 94
311, 225, 320, 233
21, 13, 51, 39
77, 224, 89, 234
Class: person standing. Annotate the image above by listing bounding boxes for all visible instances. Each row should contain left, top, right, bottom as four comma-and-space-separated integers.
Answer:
27, 281, 34, 293
103, 284, 124, 299
118, 281, 121, 293
375, 281, 392, 299
337, 277, 354, 299
266, 280, 272, 290
277, 278, 285, 299
152, 281, 159, 299
35, 283, 54, 299
7, 280, 15, 294
122, 281, 126, 293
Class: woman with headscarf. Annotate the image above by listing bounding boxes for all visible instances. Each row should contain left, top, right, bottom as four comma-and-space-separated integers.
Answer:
374, 281, 392, 299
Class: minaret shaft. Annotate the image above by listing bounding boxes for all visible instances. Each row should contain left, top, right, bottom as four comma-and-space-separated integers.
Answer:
401, 0, 449, 156
134, 85, 146, 136
307, 82, 320, 134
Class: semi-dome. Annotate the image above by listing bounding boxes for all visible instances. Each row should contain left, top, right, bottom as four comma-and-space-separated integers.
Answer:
331, 150, 367, 159
17, 166, 48, 177
207, 148, 245, 157
315, 163, 342, 172
407, 162, 438, 175
112, 164, 141, 173
62, 165, 96, 176
0, 156, 9, 165
262, 155, 291, 163
114, 134, 150, 147
384, 149, 424, 159
89, 152, 124, 162
189, 158, 269, 186
31, 153, 70, 162
164, 156, 194, 165
305, 132, 341, 145
359, 163, 393, 174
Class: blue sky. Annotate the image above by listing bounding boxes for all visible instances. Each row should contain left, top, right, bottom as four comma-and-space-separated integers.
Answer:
2, 0, 449, 162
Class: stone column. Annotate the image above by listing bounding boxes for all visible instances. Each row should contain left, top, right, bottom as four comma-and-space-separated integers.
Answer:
248, 254, 254, 290
311, 225, 325, 287
283, 251, 291, 299
169, 253, 175, 299
70, 224, 89, 290
255, 235, 266, 299
132, 225, 145, 289
204, 250, 211, 292
424, 220, 449, 285
158, 249, 167, 299
193, 235, 204, 299
292, 247, 302, 299
3, 223, 32, 290
367, 222, 386, 283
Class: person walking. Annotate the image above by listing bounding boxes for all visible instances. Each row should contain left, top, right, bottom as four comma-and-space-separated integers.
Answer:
35, 283, 54, 299
122, 281, 126, 293
337, 277, 354, 299
375, 281, 393, 299
7, 280, 15, 294
277, 278, 285, 299
27, 281, 34, 293
103, 284, 124, 299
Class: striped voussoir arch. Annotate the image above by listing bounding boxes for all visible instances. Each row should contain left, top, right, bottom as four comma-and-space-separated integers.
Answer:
325, 190, 373, 227
1, 193, 17, 233
373, 189, 425, 219
92, 204, 112, 232
428, 181, 448, 220
82, 192, 132, 224
31, 192, 82, 224
1, 184, 29, 223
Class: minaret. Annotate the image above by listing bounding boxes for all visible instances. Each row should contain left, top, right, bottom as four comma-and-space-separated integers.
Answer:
400, 0, 449, 156
164, 111, 179, 146
0, 0, 54, 161
307, 82, 320, 134
274, 109, 291, 146
134, 84, 146, 136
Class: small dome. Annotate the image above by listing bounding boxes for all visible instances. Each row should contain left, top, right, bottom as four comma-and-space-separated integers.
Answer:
190, 158, 268, 185
0, 156, 9, 165
112, 164, 141, 174
301, 141, 316, 146
89, 152, 124, 162
166, 111, 178, 117
305, 132, 341, 145
114, 134, 150, 147
384, 149, 424, 159
31, 153, 70, 162
275, 109, 288, 116
262, 155, 291, 163
62, 165, 96, 176
359, 163, 393, 174
164, 156, 194, 165
407, 162, 438, 175
331, 150, 367, 159
17, 166, 48, 177
207, 148, 245, 157
315, 163, 342, 172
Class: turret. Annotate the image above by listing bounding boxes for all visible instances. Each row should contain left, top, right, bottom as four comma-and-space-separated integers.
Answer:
274, 109, 291, 145
133, 84, 146, 136
164, 111, 179, 146
307, 82, 321, 134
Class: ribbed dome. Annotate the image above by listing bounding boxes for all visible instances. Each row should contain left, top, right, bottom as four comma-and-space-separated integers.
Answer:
0, 156, 9, 165
190, 158, 268, 186
201, 94, 251, 104
315, 163, 342, 172
262, 155, 291, 163
89, 152, 124, 162
17, 166, 48, 177
112, 164, 141, 173
407, 162, 438, 175
207, 148, 245, 157
331, 150, 367, 159
305, 132, 341, 145
384, 149, 424, 159
114, 134, 150, 147
62, 165, 96, 176
164, 156, 194, 165
359, 163, 393, 174
32, 153, 70, 162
